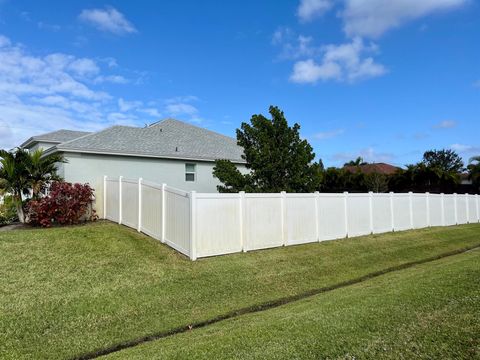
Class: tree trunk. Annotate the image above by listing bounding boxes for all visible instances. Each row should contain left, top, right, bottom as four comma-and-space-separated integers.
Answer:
14, 194, 25, 223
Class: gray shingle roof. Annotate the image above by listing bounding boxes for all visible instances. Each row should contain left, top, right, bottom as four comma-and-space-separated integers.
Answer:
56, 119, 245, 163
21, 129, 92, 147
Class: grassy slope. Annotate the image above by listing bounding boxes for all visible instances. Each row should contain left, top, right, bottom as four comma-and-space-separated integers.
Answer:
107, 250, 480, 359
0, 221, 479, 359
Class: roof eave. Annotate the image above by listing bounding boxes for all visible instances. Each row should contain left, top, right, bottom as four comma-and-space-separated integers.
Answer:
56, 147, 247, 164
19, 137, 61, 149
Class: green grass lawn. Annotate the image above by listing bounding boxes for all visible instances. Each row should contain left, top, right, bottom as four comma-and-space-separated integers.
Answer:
0, 221, 479, 359
106, 249, 480, 360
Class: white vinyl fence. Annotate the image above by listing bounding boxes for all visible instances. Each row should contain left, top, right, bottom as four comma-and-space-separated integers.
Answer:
103, 176, 480, 260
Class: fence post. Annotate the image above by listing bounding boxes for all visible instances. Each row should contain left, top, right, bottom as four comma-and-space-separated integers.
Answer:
441, 193, 445, 226
315, 191, 320, 242
408, 192, 414, 229
118, 176, 123, 225
368, 191, 374, 234
475, 194, 480, 222
426, 192, 430, 227
344, 192, 349, 237
454, 193, 458, 225
239, 191, 246, 252
161, 183, 166, 243
465, 193, 469, 224
281, 191, 287, 246
189, 190, 197, 261
137, 178, 142, 232
389, 192, 395, 231
103, 175, 107, 220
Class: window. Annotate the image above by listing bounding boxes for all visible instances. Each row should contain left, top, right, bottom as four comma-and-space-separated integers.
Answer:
185, 163, 196, 182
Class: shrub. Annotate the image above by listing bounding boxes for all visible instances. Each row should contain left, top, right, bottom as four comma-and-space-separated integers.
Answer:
27, 182, 97, 227
0, 195, 18, 225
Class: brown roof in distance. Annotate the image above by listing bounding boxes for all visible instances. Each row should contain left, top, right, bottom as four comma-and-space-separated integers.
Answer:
344, 163, 400, 175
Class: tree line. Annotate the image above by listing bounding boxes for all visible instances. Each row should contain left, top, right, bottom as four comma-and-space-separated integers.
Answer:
214, 106, 480, 194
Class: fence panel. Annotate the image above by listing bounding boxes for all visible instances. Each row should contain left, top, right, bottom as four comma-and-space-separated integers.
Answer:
347, 194, 371, 237
121, 179, 138, 229
428, 194, 443, 226
456, 195, 468, 224
195, 194, 242, 257
468, 195, 478, 223
164, 186, 191, 257
140, 181, 163, 240
244, 194, 283, 250
392, 194, 411, 231
285, 194, 318, 245
317, 194, 347, 240
371, 193, 393, 234
105, 178, 119, 222
443, 195, 456, 225
412, 194, 428, 229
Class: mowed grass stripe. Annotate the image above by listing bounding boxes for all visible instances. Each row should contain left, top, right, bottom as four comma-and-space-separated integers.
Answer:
104, 250, 480, 360
73, 243, 480, 360
0, 222, 479, 359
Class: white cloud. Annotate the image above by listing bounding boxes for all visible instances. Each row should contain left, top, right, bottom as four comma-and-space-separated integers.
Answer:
79, 7, 137, 35
273, 31, 319, 60
138, 108, 162, 117
94, 75, 129, 84
332, 147, 395, 163
0, 34, 155, 148
68, 58, 100, 77
291, 59, 342, 83
342, 0, 467, 38
0, 35, 11, 47
450, 144, 480, 154
473, 80, 480, 88
164, 96, 200, 118
165, 103, 199, 117
297, 0, 333, 22
290, 37, 386, 83
314, 128, 345, 139
433, 120, 457, 129
118, 98, 142, 112
272, 27, 293, 45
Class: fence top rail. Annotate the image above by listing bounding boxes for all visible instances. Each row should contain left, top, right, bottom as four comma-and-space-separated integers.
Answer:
285, 193, 318, 198
165, 185, 190, 197
195, 193, 241, 199
122, 178, 139, 184
244, 193, 283, 198
141, 179, 164, 190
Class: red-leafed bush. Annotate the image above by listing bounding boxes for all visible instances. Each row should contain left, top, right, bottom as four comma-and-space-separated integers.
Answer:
27, 181, 97, 227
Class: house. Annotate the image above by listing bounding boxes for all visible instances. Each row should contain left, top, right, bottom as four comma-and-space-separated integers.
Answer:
343, 162, 400, 175
20, 119, 246, 217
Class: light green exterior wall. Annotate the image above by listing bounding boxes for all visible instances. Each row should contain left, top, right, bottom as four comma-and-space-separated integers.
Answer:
62, 152, 246, 217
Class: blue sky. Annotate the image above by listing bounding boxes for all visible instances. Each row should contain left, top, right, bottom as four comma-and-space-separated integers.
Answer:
0, 0, 478, 167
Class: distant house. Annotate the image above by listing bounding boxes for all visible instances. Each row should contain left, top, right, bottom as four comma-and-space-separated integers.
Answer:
459, 173, 472, 186
20, 119, 246, 216
343, 162, 400, 175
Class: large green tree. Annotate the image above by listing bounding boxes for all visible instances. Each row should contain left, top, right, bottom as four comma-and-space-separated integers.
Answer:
0, 148, 65, 222
422, 149, 464, 173
213, 106, 323, 193
389, 149, 463, 193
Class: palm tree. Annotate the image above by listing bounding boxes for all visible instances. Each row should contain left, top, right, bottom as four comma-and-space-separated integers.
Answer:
468, 156, 480, 190
344, 157, 367, 167
0, 148, 65, 222
0, 148, 31, 223
26, 149, 65, 199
